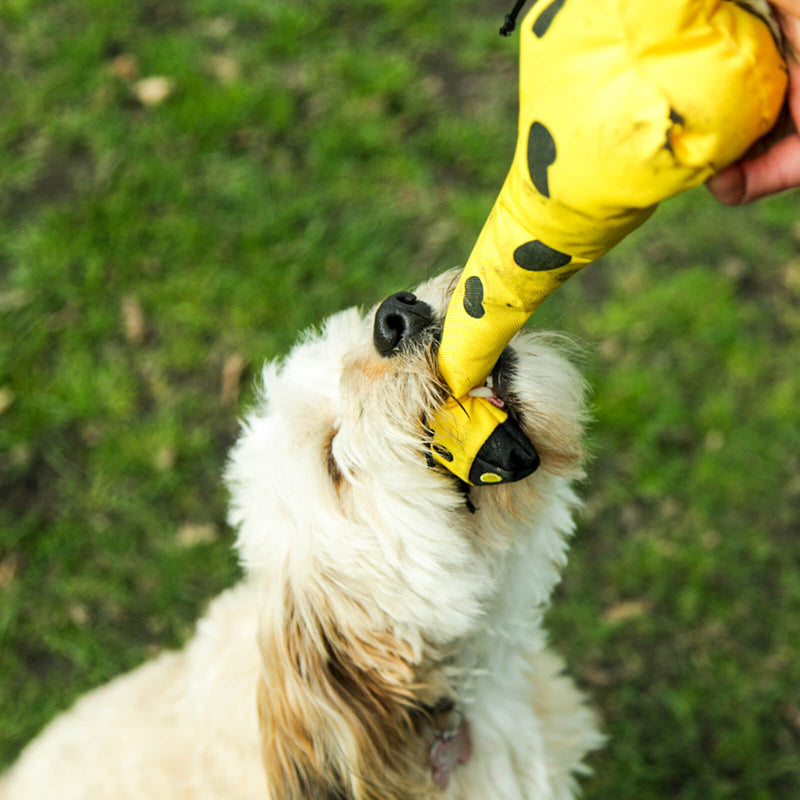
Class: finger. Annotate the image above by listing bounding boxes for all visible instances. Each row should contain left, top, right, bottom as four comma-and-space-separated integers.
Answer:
771, 0, 800, 21
712, 134, 800, 203
773, 5, 800, 64
785, 53, 800, 130
706, 163, 747, 204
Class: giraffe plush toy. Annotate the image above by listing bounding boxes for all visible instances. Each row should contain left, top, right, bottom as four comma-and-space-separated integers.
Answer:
431, 0, 787, 486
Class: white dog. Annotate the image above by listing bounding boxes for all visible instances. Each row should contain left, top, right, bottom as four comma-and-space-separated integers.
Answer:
1, 270, 602, 799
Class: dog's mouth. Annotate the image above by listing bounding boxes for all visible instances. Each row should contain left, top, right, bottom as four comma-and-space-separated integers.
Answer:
442, 345, 539, 490
463, 348, 518, 416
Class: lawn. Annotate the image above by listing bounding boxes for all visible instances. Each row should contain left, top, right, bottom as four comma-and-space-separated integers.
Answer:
2, 0, 800, 796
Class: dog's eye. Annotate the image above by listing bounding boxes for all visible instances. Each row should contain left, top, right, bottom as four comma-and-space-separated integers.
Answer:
325, 429, 343, 488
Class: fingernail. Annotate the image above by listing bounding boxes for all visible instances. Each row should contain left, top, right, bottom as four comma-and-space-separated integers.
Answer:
707, 166, 746, 205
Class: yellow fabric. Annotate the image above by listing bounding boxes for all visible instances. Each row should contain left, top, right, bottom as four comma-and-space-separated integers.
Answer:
432, 0, 787, 484
430, 396, 511, 484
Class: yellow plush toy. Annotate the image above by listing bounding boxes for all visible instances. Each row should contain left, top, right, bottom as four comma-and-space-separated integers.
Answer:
431, 0, 787, 486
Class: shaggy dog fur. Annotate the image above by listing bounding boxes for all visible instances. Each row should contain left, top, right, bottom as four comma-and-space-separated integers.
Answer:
2, 269, 603, 798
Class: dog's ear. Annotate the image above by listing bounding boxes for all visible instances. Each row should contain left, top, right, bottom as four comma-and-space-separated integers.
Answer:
256, 586, 433, 800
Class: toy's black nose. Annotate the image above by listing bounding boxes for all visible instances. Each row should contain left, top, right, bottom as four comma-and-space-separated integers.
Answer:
373, 291, 434, 357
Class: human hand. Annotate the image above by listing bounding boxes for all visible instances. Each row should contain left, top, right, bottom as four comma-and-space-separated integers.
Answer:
707, 1, 800, 204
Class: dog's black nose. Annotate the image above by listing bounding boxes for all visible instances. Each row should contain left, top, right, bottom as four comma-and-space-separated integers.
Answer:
373, 292, 434, 357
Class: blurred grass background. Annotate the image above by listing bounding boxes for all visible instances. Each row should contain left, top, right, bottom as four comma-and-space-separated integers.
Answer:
2, 0, 800, 796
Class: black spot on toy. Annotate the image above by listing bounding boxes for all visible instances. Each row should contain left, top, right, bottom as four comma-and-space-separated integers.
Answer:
533, 0, 567, 38
463, 276, 486, 319
527, 121, 556, 198
513, 240, 571, 271
432, 443, 454, 463
669, 107, 685, 126
664, 107, 686, 154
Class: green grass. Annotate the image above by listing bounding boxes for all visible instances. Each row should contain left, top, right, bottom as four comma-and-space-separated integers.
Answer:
2, 1, 800, 796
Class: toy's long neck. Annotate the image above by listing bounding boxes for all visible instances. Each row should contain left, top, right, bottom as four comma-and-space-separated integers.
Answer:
438, 0, 785, 399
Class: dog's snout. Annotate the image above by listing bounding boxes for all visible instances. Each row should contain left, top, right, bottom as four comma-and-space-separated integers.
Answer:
373, 291, 434, 357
